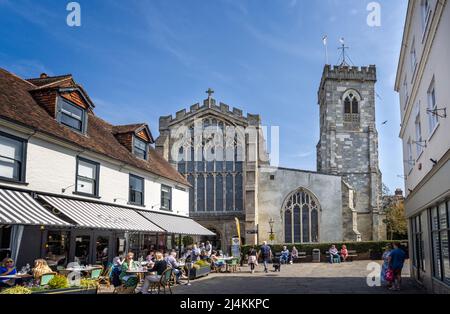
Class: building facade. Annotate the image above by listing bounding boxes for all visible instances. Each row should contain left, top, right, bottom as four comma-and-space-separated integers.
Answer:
157, 63, 386, 250
395, 0, 450, 294
0, 69, 212, 268
317, 65, 385, 241
156, 93, 268, 250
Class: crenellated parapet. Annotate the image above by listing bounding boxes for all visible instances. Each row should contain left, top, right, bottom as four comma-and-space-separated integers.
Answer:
158, 97, 261, 132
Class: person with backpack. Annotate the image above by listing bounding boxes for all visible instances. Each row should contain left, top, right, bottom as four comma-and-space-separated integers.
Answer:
258, 241, 272, 273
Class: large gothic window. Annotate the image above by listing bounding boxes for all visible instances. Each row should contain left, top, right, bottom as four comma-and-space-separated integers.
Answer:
343, 90, 360, 125
283, 189, 320, 243
176, 117, 245, 214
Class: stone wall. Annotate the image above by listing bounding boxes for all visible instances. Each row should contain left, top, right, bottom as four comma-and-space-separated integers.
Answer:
257, 166, 344, 244
316, 64, 385, 240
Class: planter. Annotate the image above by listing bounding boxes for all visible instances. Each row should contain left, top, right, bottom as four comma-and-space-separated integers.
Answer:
188, 266, 210, 279
32, 287, 98, 294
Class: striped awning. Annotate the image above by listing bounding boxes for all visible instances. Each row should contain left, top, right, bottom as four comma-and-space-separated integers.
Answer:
139, 211, 215, 236
0, 189, 71, 227
38, 195, 164, 232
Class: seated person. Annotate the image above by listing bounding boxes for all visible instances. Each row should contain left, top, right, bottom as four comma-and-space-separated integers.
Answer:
32, 259, 53, 282
146, 251, 155, 263
0, 258, 17, 288
328, 245, 340, 263
291, 246, 299, 263
165, 250, 182, 283
340, 245, 349, 262
119, 252, 139, 286
140, 252, 167, 294
210, 251, 225, 271
280, 246, 290, 264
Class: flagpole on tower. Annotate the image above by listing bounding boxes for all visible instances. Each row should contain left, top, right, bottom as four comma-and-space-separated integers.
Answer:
322, 35, 328, 64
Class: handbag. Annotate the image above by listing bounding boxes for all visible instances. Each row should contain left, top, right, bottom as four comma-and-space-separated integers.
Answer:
385, 268, 394, 282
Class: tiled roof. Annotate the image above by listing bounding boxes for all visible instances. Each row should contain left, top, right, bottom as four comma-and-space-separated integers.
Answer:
112, 124, 147, 134
0, 68, 188, 186
26, 74, 72, 87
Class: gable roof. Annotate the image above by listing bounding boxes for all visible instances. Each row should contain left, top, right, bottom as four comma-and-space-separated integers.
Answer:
0, 68, 188, 186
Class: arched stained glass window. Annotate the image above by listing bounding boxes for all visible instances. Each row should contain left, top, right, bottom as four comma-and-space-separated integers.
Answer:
178, 117, 245, 214
285, 209, 292, 243
283, 188, 320, 243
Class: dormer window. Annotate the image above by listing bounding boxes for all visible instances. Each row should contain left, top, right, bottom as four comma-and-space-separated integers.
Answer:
58, 98, 87, 133
133, 136, 148, 160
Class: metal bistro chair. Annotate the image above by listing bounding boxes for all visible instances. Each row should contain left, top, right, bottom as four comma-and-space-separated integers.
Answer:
150, 268, 174, 295
39, 272, 57, 287
90, 267, 103, 280
98, 266, 113, 290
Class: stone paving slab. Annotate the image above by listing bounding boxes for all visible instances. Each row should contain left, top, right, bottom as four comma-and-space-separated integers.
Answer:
172, 261, 427, 294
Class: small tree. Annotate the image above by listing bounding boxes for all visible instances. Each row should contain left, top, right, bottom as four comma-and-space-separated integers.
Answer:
384, 202, 408, 240
182, 236, 194, 248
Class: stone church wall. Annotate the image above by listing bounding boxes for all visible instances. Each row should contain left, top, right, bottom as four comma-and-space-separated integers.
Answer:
257, 167, 344, 244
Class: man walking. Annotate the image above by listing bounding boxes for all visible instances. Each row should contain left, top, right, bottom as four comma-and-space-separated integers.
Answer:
258, 241, 272, 273
388, 242, 406, 291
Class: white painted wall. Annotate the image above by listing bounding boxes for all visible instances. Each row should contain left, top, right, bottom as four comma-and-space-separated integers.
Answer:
398, 0, 450, 197
0, 125, 190, 217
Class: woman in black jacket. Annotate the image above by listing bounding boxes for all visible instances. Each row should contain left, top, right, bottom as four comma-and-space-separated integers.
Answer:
139, 252, 168, 294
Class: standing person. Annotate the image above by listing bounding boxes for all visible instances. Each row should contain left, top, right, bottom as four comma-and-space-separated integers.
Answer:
191, 244, 201, 262
247, 246, 258, 274
258, 241, 272, 273
388, 242, 406, 291
340, 245, 349, 262
205, 241, 212, 257
380, 244, 392, 287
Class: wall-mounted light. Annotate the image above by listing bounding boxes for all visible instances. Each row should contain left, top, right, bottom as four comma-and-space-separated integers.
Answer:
62, 184, 83, 193
430, 158, 438, 166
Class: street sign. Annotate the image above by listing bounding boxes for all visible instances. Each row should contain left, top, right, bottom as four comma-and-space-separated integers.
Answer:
246, 230, 258, 234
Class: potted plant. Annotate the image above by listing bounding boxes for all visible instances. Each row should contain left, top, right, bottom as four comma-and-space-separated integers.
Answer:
188, 260, 211, 279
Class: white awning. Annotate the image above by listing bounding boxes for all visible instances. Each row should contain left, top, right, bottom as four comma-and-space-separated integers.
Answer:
38, 195, 163, 232
0, 189, 71, 227
139, 211, 215, 236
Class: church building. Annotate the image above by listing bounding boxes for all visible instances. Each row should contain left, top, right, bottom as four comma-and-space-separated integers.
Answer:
156, 64, 387, 250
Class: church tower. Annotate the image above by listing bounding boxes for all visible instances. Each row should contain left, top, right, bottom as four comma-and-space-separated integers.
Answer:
316, 64, 386, 241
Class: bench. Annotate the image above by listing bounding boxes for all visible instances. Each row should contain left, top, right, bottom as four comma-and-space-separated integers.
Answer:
292, 252, 308, 263
346, 250, 358, 262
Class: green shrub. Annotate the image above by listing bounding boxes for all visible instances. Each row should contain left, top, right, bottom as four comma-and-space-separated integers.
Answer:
194, 260, 210, 268
80, 279, 99, 289
0, 286, 32, 294
48, 275, 69, 290
241, 240, 408, 258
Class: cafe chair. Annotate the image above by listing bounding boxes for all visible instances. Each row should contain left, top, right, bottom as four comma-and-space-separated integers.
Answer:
39, 272, 57, 287
150, 268, 173, 295
98, 266, 112, 291
90, 267, 103, 280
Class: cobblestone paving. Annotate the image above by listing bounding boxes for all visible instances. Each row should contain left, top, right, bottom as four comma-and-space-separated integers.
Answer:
172, 261, 427, 294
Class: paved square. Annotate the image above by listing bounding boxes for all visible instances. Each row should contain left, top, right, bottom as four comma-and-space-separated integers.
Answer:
172, 261, 426, 294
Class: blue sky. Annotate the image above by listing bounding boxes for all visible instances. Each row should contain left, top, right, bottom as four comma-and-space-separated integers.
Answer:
0, 0, 407, 193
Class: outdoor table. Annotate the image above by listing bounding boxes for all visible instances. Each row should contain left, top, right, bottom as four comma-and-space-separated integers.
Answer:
0, 273, 33, 280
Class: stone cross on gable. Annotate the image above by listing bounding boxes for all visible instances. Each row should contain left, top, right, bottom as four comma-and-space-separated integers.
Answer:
206, 88, 214, 98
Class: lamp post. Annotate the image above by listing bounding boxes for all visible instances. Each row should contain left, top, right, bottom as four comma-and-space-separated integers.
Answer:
268, 218, 275, 243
